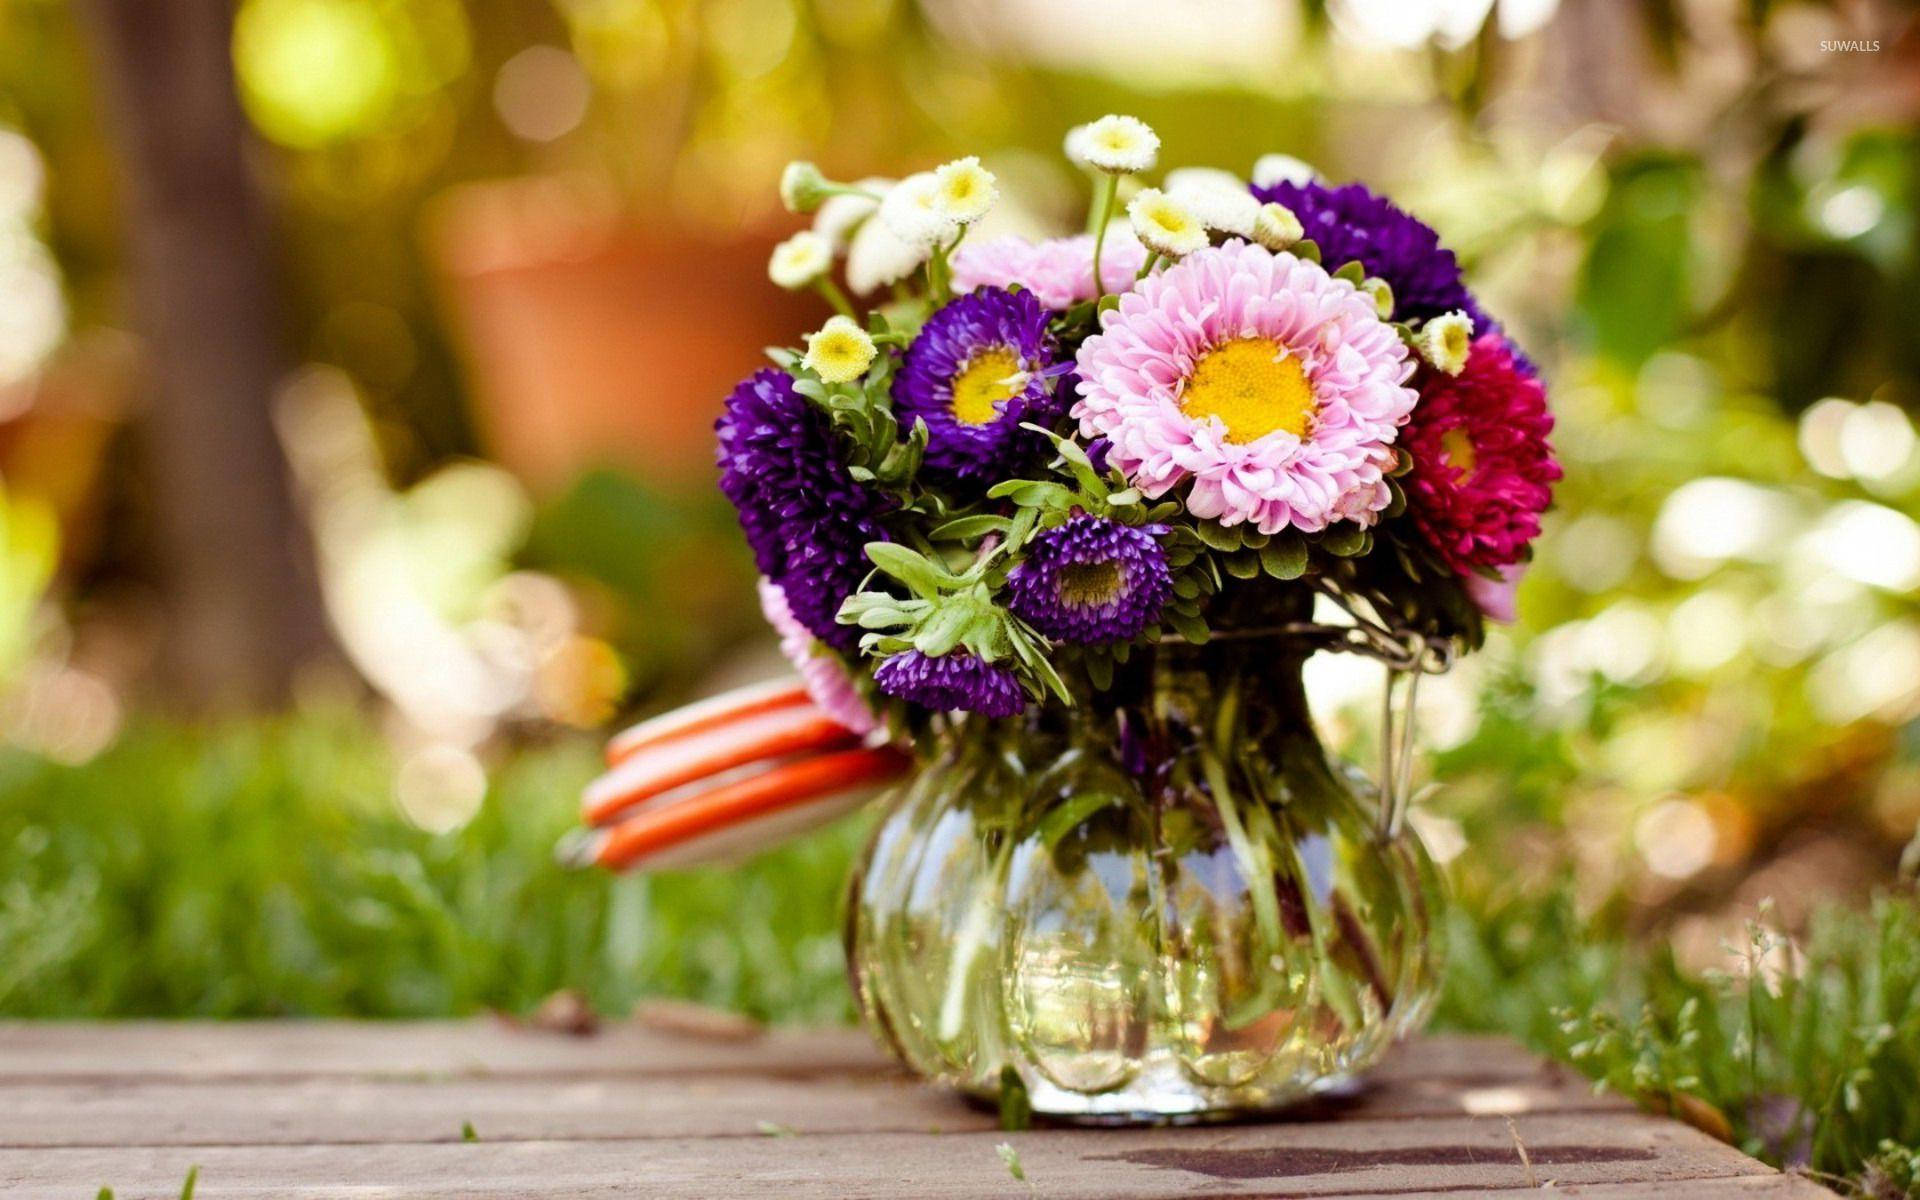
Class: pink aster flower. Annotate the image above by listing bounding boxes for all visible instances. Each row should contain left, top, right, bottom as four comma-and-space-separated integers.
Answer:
951, 232, 1149, 310
757, 578, 878, 736
1464, 563, 1525, 623
1071, 240, 1419, 534
1402, 333, 1561, 576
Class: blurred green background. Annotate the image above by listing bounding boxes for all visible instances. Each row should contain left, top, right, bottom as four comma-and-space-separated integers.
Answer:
2, 0, 1919, 1188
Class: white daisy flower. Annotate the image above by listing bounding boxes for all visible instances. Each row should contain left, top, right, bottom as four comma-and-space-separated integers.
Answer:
1167, 179, 1261, 238
1065, 115, 1159, 175
845, 205, 929, 295
802, 315, 877, 384
779, 161, 831, 213
812, 177, 890, 253
767, 231, 833, 290
1126, 188, 1208, 259
879, 171, 959, 248
931, 156, 998, 224
1250, 153, 1318, 189
1419, 310, 1475, 376
1163, 166, 1247, 195
1252, 202, 1304, 251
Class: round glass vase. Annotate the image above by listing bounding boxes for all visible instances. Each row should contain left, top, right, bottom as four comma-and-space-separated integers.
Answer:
846, 638, 1444, 1123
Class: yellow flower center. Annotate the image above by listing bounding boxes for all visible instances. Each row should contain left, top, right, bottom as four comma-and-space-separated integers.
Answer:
1441, 427, 1478, 476
949, 348, 1025, 425
1180, 337, 1315, 444
1056, 560, 1124, 608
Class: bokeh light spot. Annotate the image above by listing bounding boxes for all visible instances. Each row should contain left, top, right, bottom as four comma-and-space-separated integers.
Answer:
234, 0, 400, 148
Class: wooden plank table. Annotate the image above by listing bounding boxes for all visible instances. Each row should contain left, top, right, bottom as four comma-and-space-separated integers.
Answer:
0, 1020, 1834, 1198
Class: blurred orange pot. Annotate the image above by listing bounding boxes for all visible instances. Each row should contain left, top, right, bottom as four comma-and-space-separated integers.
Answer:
427, 175, 823, 495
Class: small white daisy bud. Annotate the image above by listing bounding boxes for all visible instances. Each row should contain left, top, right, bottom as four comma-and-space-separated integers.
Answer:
1250, 153, 1317, 189
1168, 180, 1260, 238
1126, 187, 1208, 258
767, 231, 833, 290
878, 171, 959, 248
931, 156, 998, 224
1419, 310, 1475, 375
845, 212, 929, 295
803, 315, 877, 384
779, 161, 831, 213
1252, 202, 1304, 252
812, 176, 888, 252
1065, 114, 1160, 175
1360, 277, 1394, 319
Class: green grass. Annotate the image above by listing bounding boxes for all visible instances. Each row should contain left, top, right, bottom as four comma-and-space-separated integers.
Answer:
0, 712, 858, 1022
3, 713, 1917, 1194
1439, 887, 1920, 1195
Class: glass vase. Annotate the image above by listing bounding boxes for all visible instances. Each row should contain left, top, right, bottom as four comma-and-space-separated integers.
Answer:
845, 638, 1445, 1122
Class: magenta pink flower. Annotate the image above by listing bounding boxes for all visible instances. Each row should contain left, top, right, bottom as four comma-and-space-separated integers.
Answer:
757, 578, 878, 736
1403, 333, 1561, 576
1071, 240, 1418, 534
951, 232, 1148, 310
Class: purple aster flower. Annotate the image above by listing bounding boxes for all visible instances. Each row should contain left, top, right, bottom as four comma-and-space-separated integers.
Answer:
1006, 515, 1171, 644
716, 368, 890, 651
1249, 179, 1485, 325
873, 649, 1027, 717
893, 286, 1069, 483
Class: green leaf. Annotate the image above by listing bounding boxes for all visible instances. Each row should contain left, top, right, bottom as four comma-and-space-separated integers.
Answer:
1384, 477, 1408, 519
1166, 608, 1210, 645
986, 480, 1075, 509
1003, 505, 1039, 553
1292, 238, 1321, 262
1320, 523, 1368, 557
1086, 652, 1114, 691
1224, 550, 1261, 580
1196, 521, 1242, 553
930, 514, 1010, 542
855, 605, 912, 630
1260, 538, 1309, 580
1333, 260, 1366, 284
864, 542, 955, 596
913, 605, 971, 656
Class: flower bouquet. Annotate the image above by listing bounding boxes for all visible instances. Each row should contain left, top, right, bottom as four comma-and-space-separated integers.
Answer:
572, 115, 1559, 1120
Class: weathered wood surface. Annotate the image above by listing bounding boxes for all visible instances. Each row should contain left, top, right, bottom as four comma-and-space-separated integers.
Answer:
0, 1021, 1834, 1198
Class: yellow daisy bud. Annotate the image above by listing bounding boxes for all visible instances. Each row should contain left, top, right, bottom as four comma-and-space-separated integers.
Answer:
767, 231, 833, 290
1419, 310, 1475, 376
803, 315, 877, 384
931, 156, 998, 224
1252, 202, 1304, 252
878, 171, 958, 248
1126, 188, 1208, 258
1065, 114, 1159, 175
